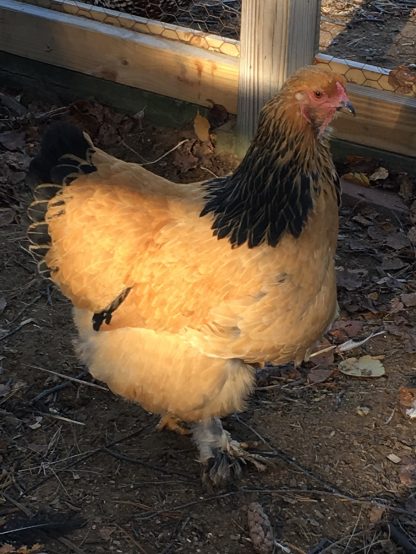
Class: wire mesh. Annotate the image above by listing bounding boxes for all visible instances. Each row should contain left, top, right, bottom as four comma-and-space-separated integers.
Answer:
20, 0, 241, 55
20, 0, 416, 96
319, 0, 416, 96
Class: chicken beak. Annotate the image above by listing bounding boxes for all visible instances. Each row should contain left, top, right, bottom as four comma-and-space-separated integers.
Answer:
338, 99, 356, 116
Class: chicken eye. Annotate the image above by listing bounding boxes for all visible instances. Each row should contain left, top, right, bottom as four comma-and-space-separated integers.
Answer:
314, 90, 323, 98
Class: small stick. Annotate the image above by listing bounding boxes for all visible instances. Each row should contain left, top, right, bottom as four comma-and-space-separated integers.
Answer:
28, 365, 108, 391
104, 448, 196, 481
309, 331, 385, 359
141, 139, 189, 166
234, 415, 346, 496
2, 492, 86, 554
9, 294, 42, 325
115, 524, 149, 554
0, 318, 36, 341
318, 529, 368, 553
119, 137, 148, 163
387, 522, 416, 553
23, 423, 154, 495
32, 371, 86, 404
35, 411, 85, 426
200, 166, 218, 178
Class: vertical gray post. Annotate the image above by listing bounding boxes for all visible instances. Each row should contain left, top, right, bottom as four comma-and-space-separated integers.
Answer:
237, 0, 321, 150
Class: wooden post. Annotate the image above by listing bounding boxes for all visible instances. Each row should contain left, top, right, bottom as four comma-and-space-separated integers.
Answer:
237, 0, 321, 150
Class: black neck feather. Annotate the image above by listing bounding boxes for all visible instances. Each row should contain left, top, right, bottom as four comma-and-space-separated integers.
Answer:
201, 103, 339, 248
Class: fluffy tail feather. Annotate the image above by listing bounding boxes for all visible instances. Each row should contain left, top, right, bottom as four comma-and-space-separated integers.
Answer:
27, 122, 96, 277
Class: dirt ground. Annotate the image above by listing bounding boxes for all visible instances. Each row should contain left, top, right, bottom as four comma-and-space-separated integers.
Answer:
1, 85, 416, 554
320, 0, 416, 68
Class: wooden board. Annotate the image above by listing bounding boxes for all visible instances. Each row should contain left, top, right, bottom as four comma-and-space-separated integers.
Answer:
334, 83, 416, 159
0, 0, 239, 113
0, 0, 415, 158
341, 178, 409, 216
17, 0, 241, 57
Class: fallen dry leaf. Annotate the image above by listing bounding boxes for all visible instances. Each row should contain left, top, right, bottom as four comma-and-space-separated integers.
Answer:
329, 319, 364, 341
0, 383, 11, 397
337, 268, 367, 291
172, 140, 199, 172
401, 292, 416, 308
398, 387, 416, 419
381, 257, 407, 271
0, 208, 15, 227
356, 406, 370, 416
0, 545, 44, 554
388, 64, 416, 95
193, 111, 211, 142
397, 174, 414, 204
407, 226, 416, 245
389, 297, 405, 314
368, 505, 386, 524
386, 232, 410, 251
386, 453, 401, 464
399, 460, 416, 487
339, 355, 385, 379
342, 172, 370, 187
369, 167, 389, 181
308, 368, 334, 385
0, 130, 26, 151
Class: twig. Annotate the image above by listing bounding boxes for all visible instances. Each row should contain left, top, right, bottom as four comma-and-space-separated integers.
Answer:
0, 106, 69, 129
384, 407, 396, 425
103, 448, 196, 481
35, 411, 85, 426
28, 365, 108, 391
309, 331, 385, 359
160, 516, 191, 554
283, 543, 306, 554
23, 423, 154, 495
31, 371, 86, 404
136, 491, 236, 520
0, 318, 36, 341
234, 415, 346, 496
387, 522, 416, 553
119, 137, 148, 163
200, 166, 218, 178
342, 508, 362, 553
115, 523, 149, 554
140, 139, 189, 166
9, 294, 42, 325
2, 492, 86, 554
318, 529, 369, 554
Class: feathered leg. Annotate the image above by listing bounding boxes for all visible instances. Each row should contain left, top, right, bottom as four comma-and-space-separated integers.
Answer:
192, 418, 270, 487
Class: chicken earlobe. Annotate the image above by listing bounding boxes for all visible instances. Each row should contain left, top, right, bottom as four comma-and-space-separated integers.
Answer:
192, 418, 270, 487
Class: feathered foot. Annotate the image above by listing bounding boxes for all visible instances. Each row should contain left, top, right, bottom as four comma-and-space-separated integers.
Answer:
193, 418, 271, 488
156, 414, 191, 436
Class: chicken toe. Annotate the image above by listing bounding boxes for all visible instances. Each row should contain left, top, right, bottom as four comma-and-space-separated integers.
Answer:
193, 417, 270, 488
156, 414, 191, 436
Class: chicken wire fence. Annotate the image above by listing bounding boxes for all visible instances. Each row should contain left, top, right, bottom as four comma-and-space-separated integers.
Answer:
320, 0, 416, 96
20, 0, 416, 96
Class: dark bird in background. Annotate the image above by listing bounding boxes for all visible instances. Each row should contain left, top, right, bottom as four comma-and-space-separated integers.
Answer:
27, 65, 355, 487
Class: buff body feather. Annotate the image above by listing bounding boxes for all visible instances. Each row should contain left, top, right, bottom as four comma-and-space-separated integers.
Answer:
30, 143, 338, 420
28, 66, 343, 428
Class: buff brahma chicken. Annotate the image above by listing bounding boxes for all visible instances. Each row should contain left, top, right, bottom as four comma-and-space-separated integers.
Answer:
28, 65, 355, 486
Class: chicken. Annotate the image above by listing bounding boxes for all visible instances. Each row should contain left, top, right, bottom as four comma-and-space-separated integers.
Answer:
28, 65, 355, 486
88, 0, 191, 21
